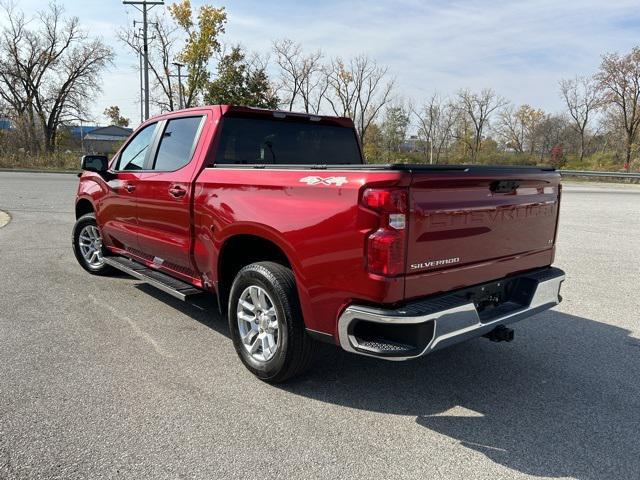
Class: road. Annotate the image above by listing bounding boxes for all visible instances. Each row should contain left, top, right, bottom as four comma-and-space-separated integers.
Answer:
1, 172, 639, 480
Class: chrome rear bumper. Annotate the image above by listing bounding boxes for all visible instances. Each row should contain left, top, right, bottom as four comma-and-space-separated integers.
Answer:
337, 267, 565, 360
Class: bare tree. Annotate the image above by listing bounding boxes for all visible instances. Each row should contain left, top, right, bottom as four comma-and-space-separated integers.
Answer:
411, 93, 457, 163
0, 2, 113, 152
325, 54, 394, 144
537, 114, 569, 161
559, 76, 601, 160
455, 88, 507, 160
272, 39, 326, 113
595, 106, 627, 156
595, 47, 640, 165
119, 13, 180, 112
272, 39, 302, 111
151, 17, 179, 111
497, 104, 526, 153
299, 51, 328, 114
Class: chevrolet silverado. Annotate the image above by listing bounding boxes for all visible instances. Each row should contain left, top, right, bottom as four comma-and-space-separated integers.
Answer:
73, 105, 565, 382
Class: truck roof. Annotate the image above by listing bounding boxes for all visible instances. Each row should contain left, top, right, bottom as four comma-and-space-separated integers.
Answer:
219, 105, 355, 128
148, 104, 355, 129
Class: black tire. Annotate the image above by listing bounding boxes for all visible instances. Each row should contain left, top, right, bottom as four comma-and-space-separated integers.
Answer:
72, 213, 115, 276
228, 261, 316, 383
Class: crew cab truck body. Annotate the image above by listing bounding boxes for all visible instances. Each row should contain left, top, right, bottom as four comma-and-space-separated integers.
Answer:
73, 105, 564, 381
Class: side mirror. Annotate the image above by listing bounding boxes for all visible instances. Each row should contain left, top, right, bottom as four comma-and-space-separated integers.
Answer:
81, 155, 109, 173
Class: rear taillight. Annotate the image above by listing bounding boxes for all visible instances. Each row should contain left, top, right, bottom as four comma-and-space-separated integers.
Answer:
362, 188, 408, 276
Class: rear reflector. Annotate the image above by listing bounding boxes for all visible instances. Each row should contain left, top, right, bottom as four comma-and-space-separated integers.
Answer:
388, 213, 406, 230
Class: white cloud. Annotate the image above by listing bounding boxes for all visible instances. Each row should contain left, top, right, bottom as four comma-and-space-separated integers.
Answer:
225, 0, 640, 111
3, 0, 640, 126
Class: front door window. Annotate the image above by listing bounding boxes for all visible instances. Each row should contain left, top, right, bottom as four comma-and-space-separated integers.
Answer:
117, 123, 157, 171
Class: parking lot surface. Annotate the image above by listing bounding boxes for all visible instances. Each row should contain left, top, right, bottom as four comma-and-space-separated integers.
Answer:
1, 172, 639, 480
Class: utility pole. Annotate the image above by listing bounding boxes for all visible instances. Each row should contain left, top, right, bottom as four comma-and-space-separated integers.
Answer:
172, 62, 185, 110
123, 0, 164, 120
139, 42, 144, 123
133, 26, 144, 123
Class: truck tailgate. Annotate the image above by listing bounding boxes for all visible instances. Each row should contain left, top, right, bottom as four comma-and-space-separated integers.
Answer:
405, 169, 560, 299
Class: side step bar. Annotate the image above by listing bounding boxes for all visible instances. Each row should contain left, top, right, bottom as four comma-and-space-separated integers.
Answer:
104, 256, 203, 301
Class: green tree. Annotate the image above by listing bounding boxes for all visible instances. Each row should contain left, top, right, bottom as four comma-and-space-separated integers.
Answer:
204, 47, 278, 108
361, 122, 384, 163
381, 105, 409, 160
498, 104, 545, 154
103, 106, 130, 127
169, 0, 227, 107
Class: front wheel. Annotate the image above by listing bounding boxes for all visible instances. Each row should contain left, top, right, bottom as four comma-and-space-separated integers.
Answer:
228, 262, 316, 383
72, 213, 115, 275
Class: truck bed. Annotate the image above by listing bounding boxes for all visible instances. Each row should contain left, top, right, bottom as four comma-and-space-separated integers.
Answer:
195, 163, 560, 334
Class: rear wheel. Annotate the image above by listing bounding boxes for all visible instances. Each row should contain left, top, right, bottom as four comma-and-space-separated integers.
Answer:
228, 262, 316, 383
72, 213, 115, 275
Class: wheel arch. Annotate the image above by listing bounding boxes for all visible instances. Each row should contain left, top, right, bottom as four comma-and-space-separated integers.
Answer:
216, 232, 301, 315
75, 197, 95, 219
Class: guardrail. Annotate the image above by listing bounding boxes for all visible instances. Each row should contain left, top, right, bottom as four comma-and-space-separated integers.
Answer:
559, 170, 640, 180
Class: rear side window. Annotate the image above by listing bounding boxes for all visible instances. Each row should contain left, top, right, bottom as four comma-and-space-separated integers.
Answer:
214, 116, 362, 165
153, 116, 204, 171
117, 123, 156, 171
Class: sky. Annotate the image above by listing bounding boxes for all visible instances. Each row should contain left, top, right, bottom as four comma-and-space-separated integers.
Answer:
4, 0, 640, 128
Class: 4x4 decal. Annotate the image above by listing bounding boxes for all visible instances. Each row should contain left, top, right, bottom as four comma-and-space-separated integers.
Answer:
299, 176, 349, 186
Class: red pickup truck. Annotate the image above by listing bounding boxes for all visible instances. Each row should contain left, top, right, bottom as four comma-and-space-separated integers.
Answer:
73, 105, 564, 382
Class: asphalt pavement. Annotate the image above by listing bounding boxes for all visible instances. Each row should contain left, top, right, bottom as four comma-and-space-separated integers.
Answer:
1, 172, 639, 480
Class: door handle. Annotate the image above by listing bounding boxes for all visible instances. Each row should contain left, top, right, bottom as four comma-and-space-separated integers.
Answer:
124, 184, 136, 193
169, 185, 186, 198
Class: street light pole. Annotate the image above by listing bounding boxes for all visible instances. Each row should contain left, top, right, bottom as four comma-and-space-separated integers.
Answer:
80, 119, 85, 154
123, 1, 164, 120
172, 62, 185, 110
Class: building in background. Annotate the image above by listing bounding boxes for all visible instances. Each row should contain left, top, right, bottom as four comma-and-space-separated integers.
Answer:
82, 125, 133, 154
0, 117, 11, 131
401, 135, 422, 153
60, 124, 133, 154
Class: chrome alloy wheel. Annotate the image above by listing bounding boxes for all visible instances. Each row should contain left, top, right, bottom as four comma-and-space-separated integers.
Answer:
237, 285, 280, 362
78, 225, 105, 268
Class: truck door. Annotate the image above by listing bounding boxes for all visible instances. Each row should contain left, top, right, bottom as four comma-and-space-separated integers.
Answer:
99, 122, 158, 252
134, 114, 206, 280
